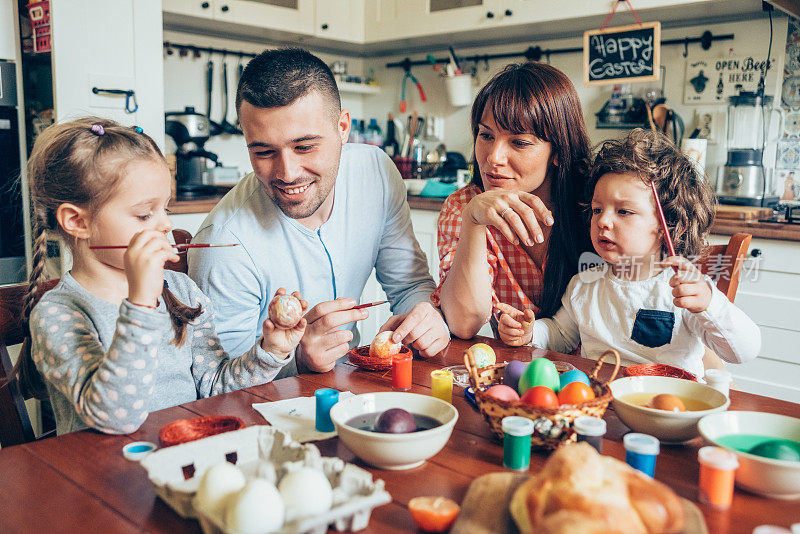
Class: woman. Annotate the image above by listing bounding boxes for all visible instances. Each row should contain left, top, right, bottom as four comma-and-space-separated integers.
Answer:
432, 62, 593, 339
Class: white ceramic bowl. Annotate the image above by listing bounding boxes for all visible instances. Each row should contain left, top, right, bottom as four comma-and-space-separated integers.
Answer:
609, 376, 729, 442
403, 179, 428, 195
698, 411, 800, 499
329, 392, 458, 470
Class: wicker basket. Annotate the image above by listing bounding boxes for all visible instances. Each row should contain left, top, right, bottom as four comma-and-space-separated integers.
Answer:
348, 345, 412, 371
623, 363, 697, 381
464, 350, 621, 450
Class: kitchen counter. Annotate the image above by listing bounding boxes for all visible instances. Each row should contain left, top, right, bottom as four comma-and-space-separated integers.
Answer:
169, 193, 800, 243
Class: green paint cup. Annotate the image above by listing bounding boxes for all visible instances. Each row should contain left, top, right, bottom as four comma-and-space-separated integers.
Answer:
502, 416, 534, 471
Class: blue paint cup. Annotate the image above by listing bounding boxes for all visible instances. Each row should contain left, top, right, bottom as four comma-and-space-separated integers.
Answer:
623, 433, 660, 477
315, 388, 339, 432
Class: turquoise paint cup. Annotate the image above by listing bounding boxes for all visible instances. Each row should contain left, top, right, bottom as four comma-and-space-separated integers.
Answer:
315, 388, 339, 432
502, 416, 534, 471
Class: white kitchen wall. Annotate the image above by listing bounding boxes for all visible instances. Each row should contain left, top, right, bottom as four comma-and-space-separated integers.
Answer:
362, 17, 789, 192
162, 30, 370, 178
0, 0, 17, 61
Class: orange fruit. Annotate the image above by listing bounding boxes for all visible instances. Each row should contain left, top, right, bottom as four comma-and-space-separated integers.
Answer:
408, 496, 460, 532
557, 381, 595, 405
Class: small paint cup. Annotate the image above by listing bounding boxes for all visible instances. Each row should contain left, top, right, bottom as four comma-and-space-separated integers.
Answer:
698, 446, 739, 509
573, 415, 607, 454
623, 433, 660, 477
392, 353, 413, 391
704, 369, 733, 397
314, 388, 339, 432
122, 441, 157, 461
431, 369, 454, 404
502, 416, 534, 471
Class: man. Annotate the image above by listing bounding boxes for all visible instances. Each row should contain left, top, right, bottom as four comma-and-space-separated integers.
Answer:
188, 48, 449, 376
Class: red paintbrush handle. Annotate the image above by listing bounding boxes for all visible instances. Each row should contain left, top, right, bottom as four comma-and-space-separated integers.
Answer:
650, 181, 676, 257
352, 300, 388, 310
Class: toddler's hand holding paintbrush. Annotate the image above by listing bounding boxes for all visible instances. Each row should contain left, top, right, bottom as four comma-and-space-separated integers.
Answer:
496, 302, 535, 347
662, 256, 712, 314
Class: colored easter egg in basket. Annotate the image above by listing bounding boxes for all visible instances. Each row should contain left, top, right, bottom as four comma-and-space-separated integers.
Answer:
503, 360, 527, 392
369, 331, 402, 359
520, 386, 559, 408
485, 384, 520, 403
268, 294, 303, 328
557, 381, 595, 405
518, 358, 560, 395
466, 343, 496, 368
559, 369, 590, 390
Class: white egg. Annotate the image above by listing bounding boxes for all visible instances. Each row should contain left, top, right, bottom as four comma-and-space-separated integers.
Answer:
225, 479, 284, 534
195, 462, 246, 517
278, 467, 333, 521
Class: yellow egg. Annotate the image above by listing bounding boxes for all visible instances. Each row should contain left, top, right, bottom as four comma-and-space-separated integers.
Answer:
466, 343, 496, 368
649, 394, 686, 412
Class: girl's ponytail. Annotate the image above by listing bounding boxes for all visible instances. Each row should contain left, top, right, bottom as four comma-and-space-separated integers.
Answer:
161, 281, 202, 347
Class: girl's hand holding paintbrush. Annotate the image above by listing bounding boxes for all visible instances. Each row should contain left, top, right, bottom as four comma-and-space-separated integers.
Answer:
651, 181, 711, 314
124, 230, 180, 308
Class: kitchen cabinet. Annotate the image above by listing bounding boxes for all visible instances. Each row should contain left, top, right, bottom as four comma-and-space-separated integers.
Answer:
1, 0, 16, 61
315, 0, 364, 43
708, 234, 800, 402
163, 0, 315, 36
365, 0, 501, 42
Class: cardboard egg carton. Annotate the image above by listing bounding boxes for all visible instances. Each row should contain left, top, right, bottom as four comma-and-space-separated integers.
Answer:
140, 426, 391, 533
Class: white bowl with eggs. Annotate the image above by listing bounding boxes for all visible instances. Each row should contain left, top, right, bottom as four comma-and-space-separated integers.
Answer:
609, 376, 729, 442
330, 392, 458, 470
698, 411, 800, 499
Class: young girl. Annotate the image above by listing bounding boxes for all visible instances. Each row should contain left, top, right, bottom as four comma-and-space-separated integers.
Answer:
15, 118, 307, 436
498, 129, 760, 378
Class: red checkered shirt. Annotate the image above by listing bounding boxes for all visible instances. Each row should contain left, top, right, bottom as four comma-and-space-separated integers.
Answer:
430, 184, 543, 316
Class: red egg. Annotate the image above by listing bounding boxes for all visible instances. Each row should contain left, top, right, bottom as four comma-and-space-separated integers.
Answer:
557, 382, 595, 405
519, 386, 559, 408
485, 385, 520, 403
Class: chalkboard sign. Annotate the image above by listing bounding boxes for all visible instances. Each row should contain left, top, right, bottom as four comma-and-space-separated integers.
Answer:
583, 22, 661, 86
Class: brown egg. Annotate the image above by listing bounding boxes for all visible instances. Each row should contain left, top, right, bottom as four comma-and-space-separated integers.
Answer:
649, 394, 686, 412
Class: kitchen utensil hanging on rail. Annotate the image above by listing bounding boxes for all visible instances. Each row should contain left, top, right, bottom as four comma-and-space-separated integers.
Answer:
205, 54, 224, 136
399, 61, 426, 113
219, 54, 242, 135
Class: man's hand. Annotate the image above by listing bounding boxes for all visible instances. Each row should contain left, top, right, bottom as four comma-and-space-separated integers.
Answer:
379, 302, 450, 358
298, 297, 368, 372
496, 302, 535, 346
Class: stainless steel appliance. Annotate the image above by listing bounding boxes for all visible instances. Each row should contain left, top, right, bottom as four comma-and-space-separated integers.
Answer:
0, 61, 26, 284
165, 106, 220, 199
717, 91, 784, 207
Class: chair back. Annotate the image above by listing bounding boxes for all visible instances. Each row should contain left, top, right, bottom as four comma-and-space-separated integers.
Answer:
698, 233, 752, 302
0, 279, 58, 447
168, 228, 193, 275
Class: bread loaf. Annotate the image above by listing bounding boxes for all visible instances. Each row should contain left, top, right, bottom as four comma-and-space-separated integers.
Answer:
510, 442, 684, 534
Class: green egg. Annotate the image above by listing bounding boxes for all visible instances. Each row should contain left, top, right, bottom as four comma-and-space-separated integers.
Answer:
749, 440, 800, 462
518, 358, 560, 395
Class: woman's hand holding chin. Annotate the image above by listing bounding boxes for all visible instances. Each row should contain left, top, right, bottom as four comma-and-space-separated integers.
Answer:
465, 190, 554, 247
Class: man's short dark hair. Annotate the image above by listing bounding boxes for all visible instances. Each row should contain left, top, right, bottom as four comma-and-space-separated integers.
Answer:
236, 47, 341, 118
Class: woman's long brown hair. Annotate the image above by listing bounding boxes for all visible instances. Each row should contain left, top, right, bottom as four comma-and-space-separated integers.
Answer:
470, 62, 594, 318
2, 118, 202, 395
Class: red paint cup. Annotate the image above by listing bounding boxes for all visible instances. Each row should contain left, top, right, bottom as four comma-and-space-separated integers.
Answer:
391, 353, 412, 390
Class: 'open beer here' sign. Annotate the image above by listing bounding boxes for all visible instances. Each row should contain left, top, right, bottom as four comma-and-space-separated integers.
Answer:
584, 22, 661, 86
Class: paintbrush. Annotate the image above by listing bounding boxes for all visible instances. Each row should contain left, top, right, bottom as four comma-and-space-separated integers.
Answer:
90, 243, 239, 251
650, 181, 676, 258
352, 300, 388, 310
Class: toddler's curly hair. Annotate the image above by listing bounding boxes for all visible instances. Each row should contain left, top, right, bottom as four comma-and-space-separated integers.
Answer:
588, 129, 716, 258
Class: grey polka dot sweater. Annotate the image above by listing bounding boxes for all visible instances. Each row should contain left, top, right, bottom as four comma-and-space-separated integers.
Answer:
30, 271, 292, 435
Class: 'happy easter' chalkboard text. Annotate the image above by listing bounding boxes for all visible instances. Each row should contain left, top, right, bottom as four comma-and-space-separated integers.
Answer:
583, 22, 661, 86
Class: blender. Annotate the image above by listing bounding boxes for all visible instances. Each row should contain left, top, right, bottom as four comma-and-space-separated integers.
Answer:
717, 91, 784, 206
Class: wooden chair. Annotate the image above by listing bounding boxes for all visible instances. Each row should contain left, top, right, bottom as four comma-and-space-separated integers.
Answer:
0, 279, 59, 447
697, 233, 753, 377
168, 228, 193, 275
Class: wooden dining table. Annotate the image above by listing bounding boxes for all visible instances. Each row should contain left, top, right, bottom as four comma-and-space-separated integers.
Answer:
1, 337, 798, 534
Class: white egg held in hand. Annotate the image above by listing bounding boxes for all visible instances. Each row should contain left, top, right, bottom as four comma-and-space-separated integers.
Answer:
225, 479, 285, 534
278, 467, 333, 521
196, 462, 246, 517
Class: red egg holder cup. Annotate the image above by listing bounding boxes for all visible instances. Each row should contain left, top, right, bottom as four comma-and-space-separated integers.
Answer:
464, 350, 621, 450
623, 363, 697, 381
347, 345, 412, 371
158, 415, 246, 448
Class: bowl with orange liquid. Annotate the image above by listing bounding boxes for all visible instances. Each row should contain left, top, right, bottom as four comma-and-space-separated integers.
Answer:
610, 376, 729, 442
